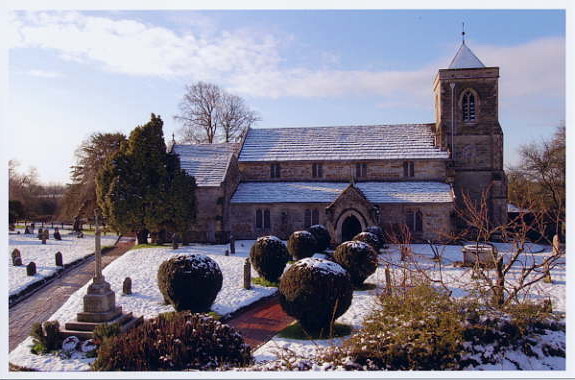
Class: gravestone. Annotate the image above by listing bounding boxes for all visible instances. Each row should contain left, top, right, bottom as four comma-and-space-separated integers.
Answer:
54, 228, 62, 241
230, 235, 236, 254
24, 226, 31, 234
30, 223, 35, 233
553, 234, 560, 255
172, 233, 179, 250
26, 261, 37, 276
38, 228, 44, 240
41, 230, 48, 245
384, 265, 392, 295
12, 249, 22, 266
123, 277, 132, 295
55, 251, 63, 267
462, 244, 498, 268
225, 250, 229, 256
243, 258, 251, 289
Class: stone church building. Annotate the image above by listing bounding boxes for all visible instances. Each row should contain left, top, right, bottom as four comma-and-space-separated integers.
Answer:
172, 41, 507, 244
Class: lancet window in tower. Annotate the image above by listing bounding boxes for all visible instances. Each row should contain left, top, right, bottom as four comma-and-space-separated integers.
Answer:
462, 91, 476, 122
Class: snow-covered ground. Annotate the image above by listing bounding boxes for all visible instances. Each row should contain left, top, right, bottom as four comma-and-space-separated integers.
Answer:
9, 240, 275, 371
9, 240, 565, 371
254, 242, 566, 370
8, 231, 117, 296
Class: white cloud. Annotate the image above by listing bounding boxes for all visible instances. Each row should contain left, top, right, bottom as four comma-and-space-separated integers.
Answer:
9, 11, 564, 111
26, 69, 64, 78
10, 11, 281, 80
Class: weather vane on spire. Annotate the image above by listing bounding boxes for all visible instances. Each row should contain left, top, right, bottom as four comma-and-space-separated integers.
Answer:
462, 22, 465, 43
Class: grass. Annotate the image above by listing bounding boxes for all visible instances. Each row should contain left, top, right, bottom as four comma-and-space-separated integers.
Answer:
354, 282, 377, 291
252, 277, 279, 288
278, 322, 352, 340
131, 243, 166, 250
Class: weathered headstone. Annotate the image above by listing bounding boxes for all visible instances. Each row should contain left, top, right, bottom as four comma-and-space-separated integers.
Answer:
172, 233, 179, 250
41, 229, 48, 244
225, 250, 229, 256
553, 234, 560, 255
30, 223, 35, 233
12, 249, 22, 266
26, 261, 37, 276
243, 258, 251, 289
38, 228, 44, 240
544, 262, 553, 283
384, 265, 392, 295
54, 228, 62, 241
123, 277, 132, 295
55, 251, 63, 267
230, 235, 236, 254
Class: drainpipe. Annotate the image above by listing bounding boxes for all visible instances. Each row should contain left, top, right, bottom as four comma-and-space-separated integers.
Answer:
450, 82, 456, 159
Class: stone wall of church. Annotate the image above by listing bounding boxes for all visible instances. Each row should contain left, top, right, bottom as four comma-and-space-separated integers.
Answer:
229, 203, 331, 240
188, 186, 222, 243
377, 202, 454, 242
229, 202, 453, 242
239, 159, 447, 182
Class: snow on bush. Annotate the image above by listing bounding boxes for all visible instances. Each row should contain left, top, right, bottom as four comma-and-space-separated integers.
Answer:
250, 236, 290, 283
157, 254, 223, 312
279, 258, 352, 333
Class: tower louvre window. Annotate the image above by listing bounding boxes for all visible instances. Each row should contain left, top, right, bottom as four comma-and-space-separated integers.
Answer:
462, 91, 476, 122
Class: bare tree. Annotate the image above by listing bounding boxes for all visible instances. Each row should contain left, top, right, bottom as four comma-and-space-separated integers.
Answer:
220, 93, 259, 143
452, 187, 564, 307
174, 81, 259, 144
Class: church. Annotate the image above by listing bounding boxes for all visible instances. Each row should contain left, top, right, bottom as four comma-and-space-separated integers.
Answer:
172, 40, 508, 244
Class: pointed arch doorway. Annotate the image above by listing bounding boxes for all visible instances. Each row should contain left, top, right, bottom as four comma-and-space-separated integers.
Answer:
341, 214, 363, 242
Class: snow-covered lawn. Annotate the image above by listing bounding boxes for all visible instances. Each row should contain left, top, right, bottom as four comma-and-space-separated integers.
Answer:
254, 242, 566, 370
9, 240, 275, 371
8, 231, 117, 296
9, 240, 565, 371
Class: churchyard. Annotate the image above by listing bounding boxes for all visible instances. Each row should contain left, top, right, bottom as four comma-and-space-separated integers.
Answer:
8, 235, 566, 371
8, 228, 116, 298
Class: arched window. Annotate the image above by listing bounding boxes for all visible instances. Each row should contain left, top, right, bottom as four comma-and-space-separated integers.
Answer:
462, 91, 476, 122
264, 209, 271, 229
312, 209, 320, 225
304, 209, 311, 228
256, 209, 263, 229
415, 210, 423, 233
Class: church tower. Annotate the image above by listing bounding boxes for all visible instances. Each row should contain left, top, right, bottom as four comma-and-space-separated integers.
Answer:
433, 37, 507, 227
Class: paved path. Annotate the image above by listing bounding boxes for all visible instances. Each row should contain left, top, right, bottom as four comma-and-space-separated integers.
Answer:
8, 240, 134, 352
227, 295, 294, 351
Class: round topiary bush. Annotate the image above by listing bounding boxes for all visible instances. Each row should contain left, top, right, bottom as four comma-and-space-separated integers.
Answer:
279, 258, 353, 333
287, 230, 317, 260
306, 224, 332, 252
157, 254, 222, 312
92, 312, 252, 371
353, 231, 382, 252
364, 226, 385, 248
332, 241, 378, 286
250, 236, 290, 283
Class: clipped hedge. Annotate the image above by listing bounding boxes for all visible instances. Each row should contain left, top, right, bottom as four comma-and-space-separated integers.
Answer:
287, 231, 317, 260
157, 254, 222, 312
353, 231, 381, 252
250, 236, 290, 282
306, 224, 332, 252
332, 241, 378, 286
279, 258, 353, 333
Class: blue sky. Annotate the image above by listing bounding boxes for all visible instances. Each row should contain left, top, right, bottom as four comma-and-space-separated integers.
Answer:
6, 9, 566, 184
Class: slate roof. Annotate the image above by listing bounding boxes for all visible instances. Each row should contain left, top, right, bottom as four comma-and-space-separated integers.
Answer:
448, 42, 485, 69
238, 124, 449, 162
172, 143, 238, 187
230, 181, 453, 204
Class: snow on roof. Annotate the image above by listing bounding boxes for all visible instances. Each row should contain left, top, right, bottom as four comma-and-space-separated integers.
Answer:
230, 181, 453, 204
238, 124, 449, 162
172, 143, 238, 187
448, 42, 485, 69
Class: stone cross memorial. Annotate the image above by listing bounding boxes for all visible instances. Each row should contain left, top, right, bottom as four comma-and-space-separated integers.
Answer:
61, 211, 142, 339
